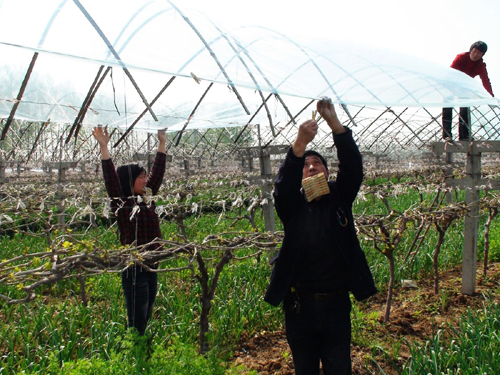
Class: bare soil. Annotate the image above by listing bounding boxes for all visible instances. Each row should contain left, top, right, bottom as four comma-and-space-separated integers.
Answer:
231, 262, 500, 374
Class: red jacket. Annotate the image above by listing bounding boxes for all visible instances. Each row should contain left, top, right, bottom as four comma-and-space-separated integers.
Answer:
451, 52, 494, 96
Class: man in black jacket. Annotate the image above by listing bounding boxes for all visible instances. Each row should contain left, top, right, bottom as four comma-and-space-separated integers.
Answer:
265, 98, 377, 375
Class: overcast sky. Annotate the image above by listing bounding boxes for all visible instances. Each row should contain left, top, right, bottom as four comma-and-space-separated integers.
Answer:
190, 0, 499, 96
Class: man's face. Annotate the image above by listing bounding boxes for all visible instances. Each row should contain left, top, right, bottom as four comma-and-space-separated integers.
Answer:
303, 155, 328, 179
470, 48, 485, 62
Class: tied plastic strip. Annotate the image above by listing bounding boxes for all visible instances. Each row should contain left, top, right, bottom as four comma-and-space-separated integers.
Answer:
302, 172, 330, 202
143, 187, 153, 205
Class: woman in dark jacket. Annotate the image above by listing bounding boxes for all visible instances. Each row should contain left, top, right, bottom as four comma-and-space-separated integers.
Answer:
93, 126, 167, 336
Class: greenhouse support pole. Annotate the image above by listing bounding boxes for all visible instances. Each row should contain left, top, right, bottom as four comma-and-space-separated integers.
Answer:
445, 151, 454, 204
434, 140, 500, 295
462, 148, 480, 295
57, 164, 67, 228
73, 0, 157, 121
114, 76, 176, 148
240, 142, 287, 233
256, 122, 275, 233
0, 140, 5, 183
1, 52, 38, 141
147, 134, 152, 173
259, 150, 275, 233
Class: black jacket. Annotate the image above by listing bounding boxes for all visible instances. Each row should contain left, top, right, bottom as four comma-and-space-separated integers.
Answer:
264, 128, 377, 306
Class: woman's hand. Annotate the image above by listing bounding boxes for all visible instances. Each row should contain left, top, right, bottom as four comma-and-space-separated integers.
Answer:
92, 126, 110, 146
92, 126, 111, 160
157, 129, 167, 154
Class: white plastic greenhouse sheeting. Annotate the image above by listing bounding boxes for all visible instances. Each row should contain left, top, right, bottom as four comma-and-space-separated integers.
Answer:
0, 0, 498, 132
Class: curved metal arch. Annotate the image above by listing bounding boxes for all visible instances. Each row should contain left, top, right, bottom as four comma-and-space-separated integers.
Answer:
112, 7, 177, 56
172, 30, 305, 140
219, 32, 302, 134
283, 38, 430, 143
293, 37, 447, 145
0, 0, 68, 140
239, 25, 449, 148
247, 27, 376, 100
109, 0, 157, 56
65, 4, 175, 145
38, 0, 70, 47
206, 22, 278, 137
110, 2, 261, 140
108, 2, 261, 143
167, 0, 250, 115
4, 89, 83, 161
239, 27, 372, 127
72, 0, 157, 121
31, 89, 86, 124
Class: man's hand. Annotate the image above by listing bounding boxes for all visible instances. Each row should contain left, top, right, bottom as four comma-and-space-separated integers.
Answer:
293, 119, 318, 157
317, 97, 345, 135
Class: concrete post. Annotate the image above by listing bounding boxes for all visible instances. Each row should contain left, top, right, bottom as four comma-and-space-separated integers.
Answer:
57, 164, 67, 227
445, 152, 454, 204
0, 163, 4, 183
462, 149, 480, 295
259, 151, 275, 232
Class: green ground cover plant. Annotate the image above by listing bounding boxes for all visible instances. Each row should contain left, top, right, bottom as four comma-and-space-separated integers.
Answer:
1, 169, 499, 374
401, 302, 500, 374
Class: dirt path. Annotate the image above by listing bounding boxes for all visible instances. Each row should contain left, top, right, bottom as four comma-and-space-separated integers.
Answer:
231, 263, 500, 374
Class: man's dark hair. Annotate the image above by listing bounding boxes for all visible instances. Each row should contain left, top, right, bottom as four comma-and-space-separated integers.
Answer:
117, 163, 146, 197
303, 150, 328, 170
470, 41, 488, 54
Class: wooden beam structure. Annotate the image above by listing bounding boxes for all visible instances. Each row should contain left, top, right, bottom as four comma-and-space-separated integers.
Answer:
239, 144, 289, 232
432, 140, 500, 295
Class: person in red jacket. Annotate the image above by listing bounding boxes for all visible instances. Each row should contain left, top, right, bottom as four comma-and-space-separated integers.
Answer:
442, 41, 494, 140
93, 126, 167, 336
